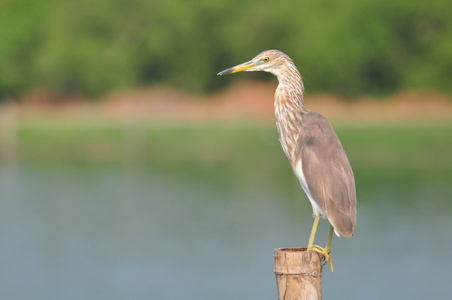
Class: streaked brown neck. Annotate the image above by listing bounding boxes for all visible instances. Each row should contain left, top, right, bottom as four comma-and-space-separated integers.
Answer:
273, 62, 307, 164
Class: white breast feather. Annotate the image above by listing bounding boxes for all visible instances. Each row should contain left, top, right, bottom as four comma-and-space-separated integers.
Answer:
294, 161, 325, 217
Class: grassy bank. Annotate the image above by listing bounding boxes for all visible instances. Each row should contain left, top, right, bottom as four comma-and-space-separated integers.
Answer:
6, 119, 450, 182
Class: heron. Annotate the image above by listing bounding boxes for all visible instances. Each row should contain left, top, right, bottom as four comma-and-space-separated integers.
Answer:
217, 50, 356, 271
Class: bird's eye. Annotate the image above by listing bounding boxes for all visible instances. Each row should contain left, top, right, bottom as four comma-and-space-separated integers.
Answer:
263, 57, 270, 63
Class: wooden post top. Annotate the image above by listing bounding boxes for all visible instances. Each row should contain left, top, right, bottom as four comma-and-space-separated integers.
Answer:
274, 248, 322, 276
274, 248, 323, 300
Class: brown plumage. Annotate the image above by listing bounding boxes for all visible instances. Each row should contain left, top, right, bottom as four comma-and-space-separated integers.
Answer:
296, 112, 356, 237
218, 49, 356, 265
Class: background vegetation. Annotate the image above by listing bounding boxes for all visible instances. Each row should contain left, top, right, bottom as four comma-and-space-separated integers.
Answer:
16, 120, 452, 177
1, 0, 451, 99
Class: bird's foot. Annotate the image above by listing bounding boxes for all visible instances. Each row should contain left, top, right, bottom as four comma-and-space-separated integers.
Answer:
307, 245, 333, 273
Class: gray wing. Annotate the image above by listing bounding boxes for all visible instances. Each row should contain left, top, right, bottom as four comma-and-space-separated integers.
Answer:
296, 112, 356, 237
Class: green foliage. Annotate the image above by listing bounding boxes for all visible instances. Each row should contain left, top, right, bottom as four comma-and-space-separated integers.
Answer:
13, 120, 452, 178
0, 0, 451, 99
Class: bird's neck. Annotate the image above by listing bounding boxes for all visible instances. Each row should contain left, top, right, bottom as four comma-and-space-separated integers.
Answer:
273, 64, 307, 164
275, 64, 305, 107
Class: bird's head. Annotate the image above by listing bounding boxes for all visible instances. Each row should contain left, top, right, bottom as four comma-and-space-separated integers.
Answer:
217, 49, 291, 77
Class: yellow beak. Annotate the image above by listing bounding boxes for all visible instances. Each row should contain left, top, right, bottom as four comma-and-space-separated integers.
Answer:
217, 60, 256, 76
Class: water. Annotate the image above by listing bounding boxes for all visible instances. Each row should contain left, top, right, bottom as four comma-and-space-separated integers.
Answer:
0, 162, 451, 300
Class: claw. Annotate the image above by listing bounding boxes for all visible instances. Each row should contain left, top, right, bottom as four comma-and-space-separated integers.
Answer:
308, 245, 333, 273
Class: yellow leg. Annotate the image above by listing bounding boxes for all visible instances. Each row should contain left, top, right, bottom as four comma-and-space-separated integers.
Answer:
307, 216, 334, 273
325, 225, 334, 273
307, 215, 321, 249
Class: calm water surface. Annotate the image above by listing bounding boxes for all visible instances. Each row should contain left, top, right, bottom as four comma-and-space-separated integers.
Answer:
1, 163, 451, 300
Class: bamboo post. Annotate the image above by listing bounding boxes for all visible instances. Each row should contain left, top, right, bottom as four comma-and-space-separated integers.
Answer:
274, 248, 323, 300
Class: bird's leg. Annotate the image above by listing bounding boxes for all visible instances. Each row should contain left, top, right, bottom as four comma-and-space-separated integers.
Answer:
307, 215, 321, 249
325, 225, 334, 273
307, 216, 334, 272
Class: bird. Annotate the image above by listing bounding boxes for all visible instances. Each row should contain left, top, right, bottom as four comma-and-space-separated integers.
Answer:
217, 50, 356, 271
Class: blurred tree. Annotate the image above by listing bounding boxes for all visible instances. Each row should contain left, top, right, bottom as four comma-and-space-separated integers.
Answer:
0, 0, 50, 97
0, 0, 451, 100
